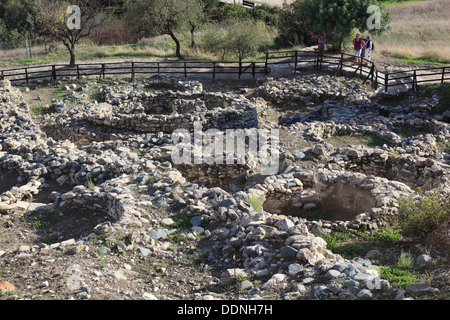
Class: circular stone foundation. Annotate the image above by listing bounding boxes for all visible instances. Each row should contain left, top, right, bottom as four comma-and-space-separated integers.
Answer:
264, 180, 377, 222
247, 169, 415, 232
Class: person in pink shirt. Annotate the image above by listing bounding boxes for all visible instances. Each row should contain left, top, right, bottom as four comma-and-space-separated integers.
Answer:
318, 34, 326, 62
353, 34, 366, 64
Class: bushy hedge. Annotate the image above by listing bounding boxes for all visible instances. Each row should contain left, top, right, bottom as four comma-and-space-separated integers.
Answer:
397, 189, 450, 238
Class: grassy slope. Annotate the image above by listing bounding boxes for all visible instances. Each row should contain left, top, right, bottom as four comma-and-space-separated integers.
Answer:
375, 0, 450, 65
380, 0, 424, 6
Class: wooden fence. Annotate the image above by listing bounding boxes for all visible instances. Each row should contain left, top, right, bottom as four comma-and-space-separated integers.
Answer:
1, 50, 449, 93
0, 60, 267, 84
264, 49, 450, 92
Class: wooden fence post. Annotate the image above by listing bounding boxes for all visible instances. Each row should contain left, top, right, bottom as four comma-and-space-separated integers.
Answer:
239, 61, 242, 79
294, 51, 298, 74
362, 64, 374, 85
51, 65, 56, 81
319, 51, 322, 70
157, 62, 160, 75
385, 73, 389, 93
25, 68, 29, 83
314, 50, 317, 70
77, 65, 80, 79
412, 70, 417, 91
371, 64, 375, 82
265, 52, 269, 74
184, 62, 187, 78
359, 60, 363, 78
442, 67, 446, 84
252, 62, 256, 79
131, 62, 135, 82
213, 62, 216, 81
99, 64, 105, 81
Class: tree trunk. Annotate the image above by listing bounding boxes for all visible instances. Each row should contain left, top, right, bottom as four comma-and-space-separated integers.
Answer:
338, 32, 345, 51
190, 25, 196, 48
168, 32, 184, 60
293, 33, 299, 46
66, 42, 76, 68
69, 50, 76, 67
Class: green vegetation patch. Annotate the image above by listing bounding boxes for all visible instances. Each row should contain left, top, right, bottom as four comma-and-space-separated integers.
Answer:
379, 265, 420, 287
245, 196, 265, 213
22, 210, 61, 230
380, 0, 424, 6
321, 231, 379, 259
390, 55, 450, 66
420, 83, 450, 116
321, 227, 404, 259
397, 189, 450, 238
325, 133, 389, 148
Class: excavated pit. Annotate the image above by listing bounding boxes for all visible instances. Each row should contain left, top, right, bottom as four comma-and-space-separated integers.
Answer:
263, 180, 377, 222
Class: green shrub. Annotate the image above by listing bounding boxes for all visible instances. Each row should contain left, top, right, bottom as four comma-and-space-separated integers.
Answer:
371, 227, 403, 244
397, 189, 450, 238
87, 177, 95, 191
219, 3, 281, 27
396, 251, 414, 270
321, 231, 378, 258
379, 265, 420, 288
321, 231, 350, 251
245, 196, 265, 212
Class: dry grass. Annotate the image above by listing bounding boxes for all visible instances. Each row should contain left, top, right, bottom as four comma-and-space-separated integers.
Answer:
0, 45, 49, 61
375, 0, 450, 61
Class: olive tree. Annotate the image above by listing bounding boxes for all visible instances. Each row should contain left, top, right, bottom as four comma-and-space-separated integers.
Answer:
204, 18, 273, 63
125, 0, 205, 59
35, 0, 111, 67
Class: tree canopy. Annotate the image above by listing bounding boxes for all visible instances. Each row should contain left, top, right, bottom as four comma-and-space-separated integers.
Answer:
125, 0, 205, 59
288, 0, 390, 50
0, 0, 37, 42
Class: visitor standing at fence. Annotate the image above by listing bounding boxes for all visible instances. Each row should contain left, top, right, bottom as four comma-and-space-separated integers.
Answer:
364, 36, 374, 63
353, 34, 365, 64
318, 34, 326, 62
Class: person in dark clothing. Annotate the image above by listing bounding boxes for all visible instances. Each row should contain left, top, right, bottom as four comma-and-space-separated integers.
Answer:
318, 34, 326, 62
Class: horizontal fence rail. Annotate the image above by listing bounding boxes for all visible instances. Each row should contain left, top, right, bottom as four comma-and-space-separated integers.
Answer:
1, 50, 448, 93
0, 60, 267, 83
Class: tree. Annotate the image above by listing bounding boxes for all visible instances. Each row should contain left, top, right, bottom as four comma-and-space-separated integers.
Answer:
276, 0, 315, 48
35, 0, 111, 67
201, 0, 220, 21
219, 2, 281, 27
204, 18, 273, 63
0, 0, 37, 42
226, 18, 267, 63
125, 0, 205, 59
296, 0, 390, 50
186, 0, 206, 48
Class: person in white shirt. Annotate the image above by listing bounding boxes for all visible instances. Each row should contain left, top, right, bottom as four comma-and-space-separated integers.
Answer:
365, 36, 374, 63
